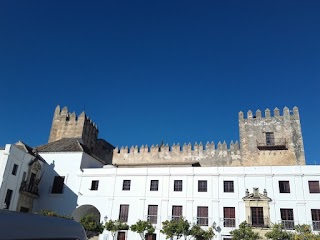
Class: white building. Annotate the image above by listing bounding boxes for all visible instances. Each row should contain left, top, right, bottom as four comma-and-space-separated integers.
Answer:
0, 141, 45, 212
1, 105, 320, 240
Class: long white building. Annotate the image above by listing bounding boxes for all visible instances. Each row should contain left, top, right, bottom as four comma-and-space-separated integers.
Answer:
1, 105, 319, 240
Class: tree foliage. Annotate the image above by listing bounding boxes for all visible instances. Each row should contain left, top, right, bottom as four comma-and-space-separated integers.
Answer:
230, 221, 261, 240
38, 209, 73, 219
265, 223, 293, 240
80, 214, 104, 234
105, 219, 129, 240
160, 217, 191, 239
293, 224, 320, 240
130, 220, 155, 240
190, 224, 215, 240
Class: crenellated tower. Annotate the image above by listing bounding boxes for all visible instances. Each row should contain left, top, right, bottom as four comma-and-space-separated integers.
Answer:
238, 106, 305, 166
48, 105, 98, 150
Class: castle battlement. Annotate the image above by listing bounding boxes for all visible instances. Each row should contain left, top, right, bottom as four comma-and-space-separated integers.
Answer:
114, 140, 240, 155
238, 106, 300, 120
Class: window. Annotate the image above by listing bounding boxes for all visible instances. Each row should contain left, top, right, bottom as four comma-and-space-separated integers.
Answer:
91, 180, 99, 190
224, 207, 235, 227
122, 180, 131, 191
309, 181, 320, 193
197, 206, 208, 226
172, 205, 183, 220
147, 205, 158, 224
251, 207, 264, 227
279, 181, 290, 193
4, 189, 13, 209
51, 176, 65, 194
266, 132, 275, 146
119, 204, 129, 222
198, 180, 207, 192
150, 180, 159, 191
174, 180, 182, 192
12, 164, 18, 176
224, 181, 234, 192
280, 209, 294, 229
311, 209, 320, 231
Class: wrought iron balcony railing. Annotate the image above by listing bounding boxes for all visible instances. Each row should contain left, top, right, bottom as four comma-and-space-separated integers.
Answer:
147, 215, 158, 224
197, 217, 209, 226
256, 138, 288, 150
248, 216, 270, 228
281, 220, 295, 230
19, 181, 39, 197
223, 218, 236, 227
312, 221, 320, 231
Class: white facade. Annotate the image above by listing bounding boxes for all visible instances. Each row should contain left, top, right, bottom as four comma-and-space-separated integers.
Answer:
32, 158, 320, 240
0, 144, 43, 211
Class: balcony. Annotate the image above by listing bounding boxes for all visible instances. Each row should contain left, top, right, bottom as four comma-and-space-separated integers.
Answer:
197, 217, 209, 226
312, 221, 320, 231
281, 220, 295, 230
256, 138, 287, 150
19, 181, 39, 198
248, 216, 270, 228
147, 215, 158, 224
223, 218, 236, 228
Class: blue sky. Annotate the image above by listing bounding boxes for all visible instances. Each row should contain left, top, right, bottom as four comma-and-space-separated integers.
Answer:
0, 1, 319, 165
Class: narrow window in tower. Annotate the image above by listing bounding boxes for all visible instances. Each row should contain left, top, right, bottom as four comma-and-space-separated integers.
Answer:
266, 132, 275, 146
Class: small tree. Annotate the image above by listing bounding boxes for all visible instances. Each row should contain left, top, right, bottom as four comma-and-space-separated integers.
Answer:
130, 219, 155, 240
230, 221, 261, 240
190, 224, 215, 240
105, 219, 129, 240
161, 217, 191, 239
294, 224, 320, 240
80, 213, 104, 237
265, 223, 293, 240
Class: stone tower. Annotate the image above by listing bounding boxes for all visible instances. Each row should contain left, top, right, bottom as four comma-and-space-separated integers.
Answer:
238, 106, 305, 166
48, 105, 98, 150
48, 105, 114, 164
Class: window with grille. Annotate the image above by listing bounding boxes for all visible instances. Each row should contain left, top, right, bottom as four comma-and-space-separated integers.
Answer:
224, 181, 234, 192
51, 176, 65, 194
197, 206, 208, 226
122, 180, 131, 191
119, 204, 129, 222
172, 205, 183, 220
280, 209, 294, 229
150, 180, 159, 191
224, 207, 235, 227
309, 181, 320, 193
198, 180, 207, 192
174, 180, 183, 192
145, 234, 156, 240
91, 180, 99, 190
311, 209, 320, 231
279, 181, 290, 193
12, 164, 18, 176
148, 205, 158, 224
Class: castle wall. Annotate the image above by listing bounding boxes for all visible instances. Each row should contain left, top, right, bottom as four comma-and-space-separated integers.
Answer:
113, 106, 305, 167
112, 141, 242, 167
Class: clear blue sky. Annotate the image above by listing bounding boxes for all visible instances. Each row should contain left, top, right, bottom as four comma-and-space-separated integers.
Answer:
0, 1, 319, 165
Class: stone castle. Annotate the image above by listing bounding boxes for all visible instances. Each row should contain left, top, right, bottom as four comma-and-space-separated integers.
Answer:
48, 105, 305, 167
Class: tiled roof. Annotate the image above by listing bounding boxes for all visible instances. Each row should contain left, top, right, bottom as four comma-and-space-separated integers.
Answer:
15, 141, 46, 163
36, 138, 88, 153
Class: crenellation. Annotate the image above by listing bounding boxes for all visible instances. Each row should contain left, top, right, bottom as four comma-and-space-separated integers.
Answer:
274, 107, 280, 117
247, 110, 253, 118
293, 106, 299, 120
256, 109, 261, 118
265, 108, 271, 119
